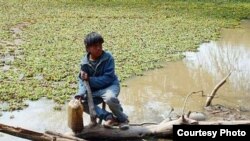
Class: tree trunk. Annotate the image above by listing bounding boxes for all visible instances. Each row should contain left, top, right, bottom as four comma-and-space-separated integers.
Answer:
75, 116, 250, 140
2, 117, 250, 141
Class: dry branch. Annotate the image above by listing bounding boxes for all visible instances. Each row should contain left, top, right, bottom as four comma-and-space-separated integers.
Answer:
0, 123, 85, 141
182, 90, 203, 114
205, 72, 232, 107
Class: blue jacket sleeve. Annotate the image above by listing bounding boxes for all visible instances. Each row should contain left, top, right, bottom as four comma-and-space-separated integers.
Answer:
89, 56, 116, 89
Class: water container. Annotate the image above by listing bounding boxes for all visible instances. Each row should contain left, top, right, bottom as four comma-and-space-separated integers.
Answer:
67, 99, 84, 133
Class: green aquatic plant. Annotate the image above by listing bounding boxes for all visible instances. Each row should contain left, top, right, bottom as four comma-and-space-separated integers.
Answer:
0, 0, 249, 111
53, 105, 62, 111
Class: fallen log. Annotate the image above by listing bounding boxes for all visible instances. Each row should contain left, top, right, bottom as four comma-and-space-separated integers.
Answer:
75, 116, 250, 140
0, 123, 86, 141
1, 117, 250, 141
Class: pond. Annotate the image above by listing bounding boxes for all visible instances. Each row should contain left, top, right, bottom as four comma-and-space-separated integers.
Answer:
121, 20, 250, 123
0, 20, 250, 141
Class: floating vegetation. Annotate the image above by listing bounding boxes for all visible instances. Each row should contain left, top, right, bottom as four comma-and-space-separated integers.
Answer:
53, 105, 63, 111
0, 0, 250, 111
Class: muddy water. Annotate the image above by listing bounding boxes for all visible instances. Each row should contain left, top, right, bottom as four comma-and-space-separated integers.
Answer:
120, 20, 250, 123
1, 20, 250, 141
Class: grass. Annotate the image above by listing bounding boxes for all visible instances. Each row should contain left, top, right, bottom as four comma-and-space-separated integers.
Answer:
0, 0, 250, 111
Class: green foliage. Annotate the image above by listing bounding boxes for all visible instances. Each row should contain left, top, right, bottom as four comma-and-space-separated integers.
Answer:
0, 0, 249, 111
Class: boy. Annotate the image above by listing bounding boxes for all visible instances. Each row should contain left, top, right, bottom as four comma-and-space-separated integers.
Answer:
75, 32, 129, 130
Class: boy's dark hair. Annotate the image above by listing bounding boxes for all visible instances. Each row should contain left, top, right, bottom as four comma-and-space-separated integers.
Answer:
84, 32, 104, 48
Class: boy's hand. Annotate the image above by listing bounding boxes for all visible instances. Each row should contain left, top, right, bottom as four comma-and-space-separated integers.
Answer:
80, 70, 89, 81
74, 95, 83, 100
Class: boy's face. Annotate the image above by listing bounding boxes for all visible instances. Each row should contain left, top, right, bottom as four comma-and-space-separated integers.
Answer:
87, 43, 103, 59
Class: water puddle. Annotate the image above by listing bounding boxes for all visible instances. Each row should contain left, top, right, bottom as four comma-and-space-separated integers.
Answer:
0, 20, 250, 140
0, 98, 68, 140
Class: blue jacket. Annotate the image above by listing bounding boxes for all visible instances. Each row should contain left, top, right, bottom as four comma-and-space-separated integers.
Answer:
77, 51, 119, 97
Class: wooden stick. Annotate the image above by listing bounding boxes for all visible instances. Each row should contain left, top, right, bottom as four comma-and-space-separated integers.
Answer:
0, 123, 85, 141
205, 72, 232, 107
0, 123, 51, 141
83, 80, 97, 126
182, 90, 203, 114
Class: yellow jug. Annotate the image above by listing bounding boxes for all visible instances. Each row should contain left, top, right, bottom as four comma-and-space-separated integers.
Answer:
67, 99, 84, 133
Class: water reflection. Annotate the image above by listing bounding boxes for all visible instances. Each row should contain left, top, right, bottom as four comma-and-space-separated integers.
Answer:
185, 41, 250, 92
183, 21, 250, 105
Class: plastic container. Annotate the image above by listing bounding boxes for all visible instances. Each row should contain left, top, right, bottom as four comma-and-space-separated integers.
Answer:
67, 99, 84, 133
